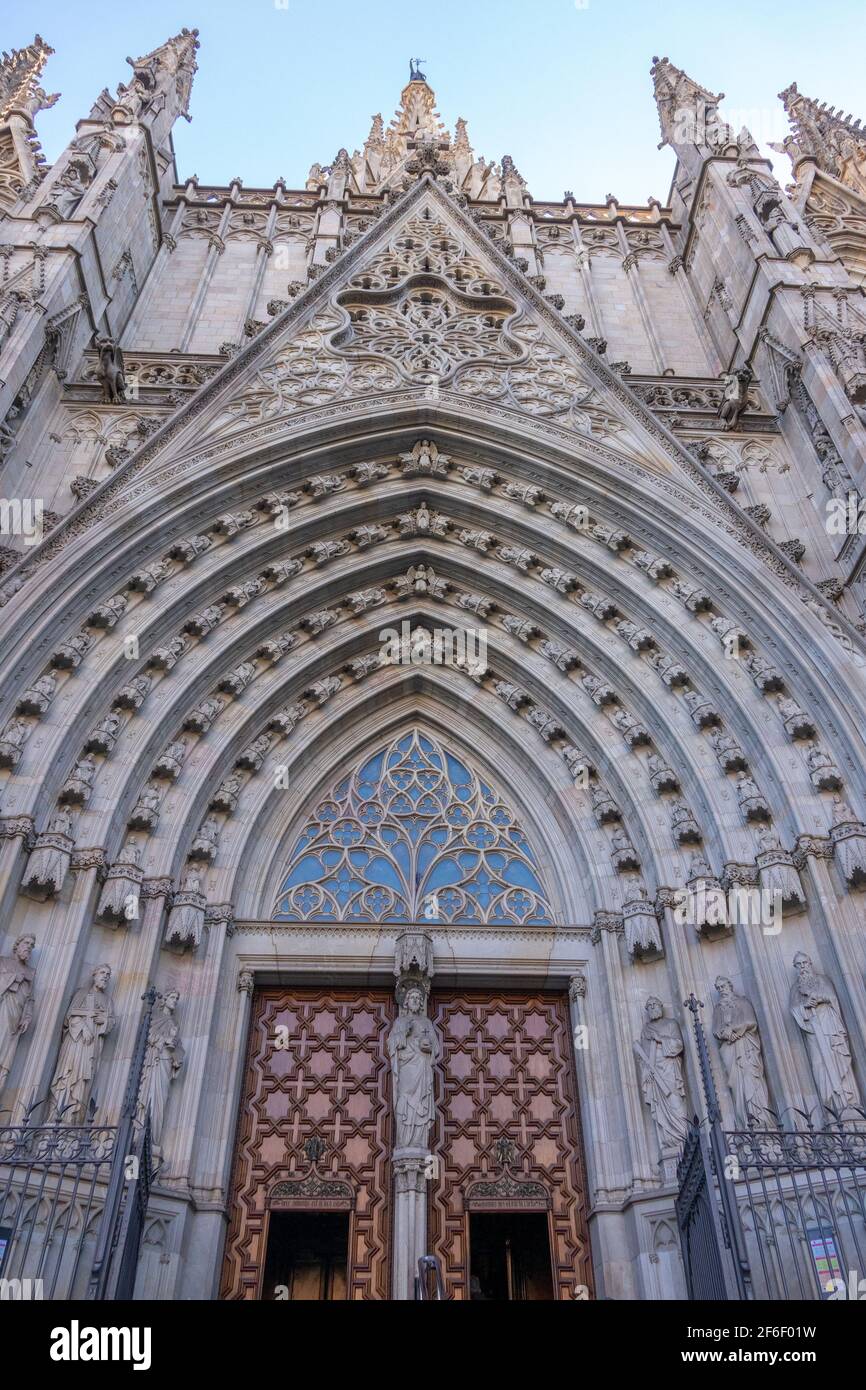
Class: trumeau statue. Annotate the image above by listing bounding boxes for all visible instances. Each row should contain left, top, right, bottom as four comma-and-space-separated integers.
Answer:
49, 964, 116, 1123
789, 952, 861, 1120
387, 984, 440, 1151
135, 989, 184, 1145
0, 935, 37, 1091
634, 996, 689, 1156
712, 977, 775, 1130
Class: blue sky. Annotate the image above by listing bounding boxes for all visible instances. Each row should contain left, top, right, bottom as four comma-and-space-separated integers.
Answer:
8, 0, 865, 205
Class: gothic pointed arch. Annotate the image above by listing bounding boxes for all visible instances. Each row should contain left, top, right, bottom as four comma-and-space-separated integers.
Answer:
273, 726, 555, 925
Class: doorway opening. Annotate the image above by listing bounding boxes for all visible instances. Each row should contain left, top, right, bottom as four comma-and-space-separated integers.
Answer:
468, 1211, 555, 1300
261, 1211, 349, 1300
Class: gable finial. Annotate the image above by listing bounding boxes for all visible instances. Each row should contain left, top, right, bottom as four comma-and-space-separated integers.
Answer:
409, 57, 427, 84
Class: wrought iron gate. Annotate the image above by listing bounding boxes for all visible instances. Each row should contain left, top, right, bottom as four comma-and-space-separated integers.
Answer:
0, 987, 156, 1300
676, 994, 866, 1302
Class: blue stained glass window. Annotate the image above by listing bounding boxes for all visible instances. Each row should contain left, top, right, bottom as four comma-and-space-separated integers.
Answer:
273, 729, 554, 925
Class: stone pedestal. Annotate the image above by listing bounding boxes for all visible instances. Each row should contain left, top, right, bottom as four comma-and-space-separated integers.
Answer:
392, 1148, 429, 1300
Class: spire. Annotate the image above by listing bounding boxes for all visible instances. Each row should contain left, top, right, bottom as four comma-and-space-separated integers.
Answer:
776, 82, 866, 196
0, 35, 58, 207
108, 26, 200, 125
0, 33, 58, 121
650, 55, 757, 183
650, 55, 734, 152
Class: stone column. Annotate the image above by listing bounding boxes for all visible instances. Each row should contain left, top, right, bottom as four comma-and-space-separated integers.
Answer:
389, 929, 437, 1301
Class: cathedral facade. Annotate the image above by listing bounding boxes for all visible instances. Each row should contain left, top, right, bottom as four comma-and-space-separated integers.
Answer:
1, 30, 866, 1301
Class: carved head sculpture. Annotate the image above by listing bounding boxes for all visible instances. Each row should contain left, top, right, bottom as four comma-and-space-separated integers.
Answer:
793, 951, 813, 980
92, 963, 111, 991
14, 934, 35, 962
714, 975, 734, 998
161, 987, 180, 1013
404, 986, 425, 1017
644, 995, 664, 1022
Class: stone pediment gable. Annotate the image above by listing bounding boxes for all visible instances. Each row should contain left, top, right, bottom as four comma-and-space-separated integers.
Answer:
117, 176, 712, 492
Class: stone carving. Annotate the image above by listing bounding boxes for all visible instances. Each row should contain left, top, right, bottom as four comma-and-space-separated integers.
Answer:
829, 796, 866, 887
22, 807, 74, 895
634, 997, 688, 1156
580, 591, 618, 621
263, 559, 304, 584
304, 473, 344, 500
648, 753, 679, 793
397, 503, 449, 539
0, 935, 36, 1091
304, 677, 342, 707
96, 839, 143, 924
212, 511, 253, 536
608, 706, 650, 747
525, 706, 563, 741
135, 989, 184, 1145
351, 461, 390, 487
76, 679, 118, 739
93, 335, 126, 403
581, 674, 616, 705
308, 539, 350, 566
236, 734, 272, 771
712, 978, 775, 1130
170, 534, 212, 564
128, 783, 162, 831
538, 639, 580, 671
647, 651, 689, 687
211, 772, 244, 814
190, 815, 220, 862
129, 559, 172, 593
501, 615, 538, 643
497, 544, 537, 572
218, 661, 257, 695
790, 952, 861, 1120
590, 782, 621, 823
709, 727, 748, 771
51, 632, 92, 669
736, 772, 771, 822
744, 653, 784, 692
806, 745, 843, 791
347, 587, 387, 614
153, 738, 188, 781
59, 753, 97, 805
398, 440, 451, 477
148, 636, 188, 671
457, 528, 494, 554
539, 565, 577, 592
183, 696, 226, 733
350, 523, 390, 549
387, 984, 440, 1151
184, 605, 224, 637
88, 593, 128, 628
670, 799, 702, 844
115, 673, 152, 710
621, 885, 663, 961
302, 609, 340, 635
0, 717, 29, 767
165, 869, 206, 949
611, 827, 640, 871
718, 365, 753, 429
777, 696, 815, 740
16, 671, 57, 715
616, 620, 655, 651
756, 829, 805, 910
49, 965, 115, 1123
684, 690, 721, 727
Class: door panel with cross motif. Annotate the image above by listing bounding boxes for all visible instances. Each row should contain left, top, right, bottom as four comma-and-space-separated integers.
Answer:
220, 987, 395, 1300
429, 989, 593, 1300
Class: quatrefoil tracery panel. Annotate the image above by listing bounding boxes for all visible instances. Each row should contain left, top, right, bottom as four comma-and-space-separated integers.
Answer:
274, 729, 554, 925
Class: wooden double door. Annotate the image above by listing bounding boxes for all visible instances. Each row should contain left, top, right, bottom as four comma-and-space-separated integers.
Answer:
220, 986, 592, 1300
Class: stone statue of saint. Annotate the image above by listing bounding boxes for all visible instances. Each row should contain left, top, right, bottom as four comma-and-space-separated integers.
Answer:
790, 952, 861, 1120
634, 996, 689, 1155
135, 989, 184, 1145
387, 985, 440, 1150
0, 934, 37, 1091
49, 964, 116, 1123
712, 977, 775, 1130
